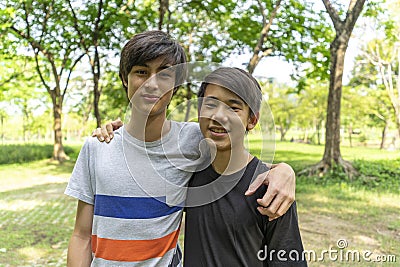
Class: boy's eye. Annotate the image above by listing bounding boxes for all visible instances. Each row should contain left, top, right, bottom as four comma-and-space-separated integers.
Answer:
204, 103, 216, 108
203, 100, 218, 109
159, 71, 173, 79
228, 106, 241, 112
135, 70, 147, 75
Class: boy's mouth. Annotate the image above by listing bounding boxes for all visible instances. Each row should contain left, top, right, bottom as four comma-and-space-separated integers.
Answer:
209, 126, 229, 136
142, 94, 160, 102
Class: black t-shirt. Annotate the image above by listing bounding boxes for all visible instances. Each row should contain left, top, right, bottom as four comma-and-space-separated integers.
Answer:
184, 157, 307, 267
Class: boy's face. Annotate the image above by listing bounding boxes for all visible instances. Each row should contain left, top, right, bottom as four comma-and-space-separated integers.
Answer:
199, 84, 258, 152
124, 57, 176, 117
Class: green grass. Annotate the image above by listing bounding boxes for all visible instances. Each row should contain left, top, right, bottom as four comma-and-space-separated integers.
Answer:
0, 159, 77, 266
0, 142, 399, 266
248, 140, 399, 170
296, 182, 400, 266
0, 183, 76, 266
249, 140, 400, 194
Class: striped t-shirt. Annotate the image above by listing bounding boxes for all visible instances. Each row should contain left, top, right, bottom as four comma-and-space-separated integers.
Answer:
65, 122, 205, 266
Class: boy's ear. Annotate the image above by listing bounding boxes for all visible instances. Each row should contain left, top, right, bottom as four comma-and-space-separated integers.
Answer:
246, 112, 259, 131
122, 77, 128, 88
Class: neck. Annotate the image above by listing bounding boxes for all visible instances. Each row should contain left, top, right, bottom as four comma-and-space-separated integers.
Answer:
212, 146, 253, 175
126, 110, 170, 142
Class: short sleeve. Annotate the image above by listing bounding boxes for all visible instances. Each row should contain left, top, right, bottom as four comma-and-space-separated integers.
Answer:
264, 202, 307, 266
64, 138, 95, 205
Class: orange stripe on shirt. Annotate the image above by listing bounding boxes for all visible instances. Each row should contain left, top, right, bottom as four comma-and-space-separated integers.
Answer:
91, 228, 180, 262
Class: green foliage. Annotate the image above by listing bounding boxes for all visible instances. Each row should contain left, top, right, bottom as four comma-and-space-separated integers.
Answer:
296, 79, 328, 144
170, 0, 237, 62
353, 159, 400, 192
351, 0, 400, 141
0, 144, 78, 164
269, 140, 400, 193
99, 69, 129, 121
298, 159, 400, 194
264, 82, 299, 141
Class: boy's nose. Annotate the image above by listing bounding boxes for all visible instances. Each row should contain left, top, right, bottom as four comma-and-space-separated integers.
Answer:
211, 106, 228, 123
144, 75, 159, 90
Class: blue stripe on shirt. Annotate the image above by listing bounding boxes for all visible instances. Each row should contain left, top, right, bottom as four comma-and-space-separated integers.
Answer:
94, 194, 183, 219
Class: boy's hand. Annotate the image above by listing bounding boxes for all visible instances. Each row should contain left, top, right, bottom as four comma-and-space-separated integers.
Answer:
245, 162, 295, 221
91, 118, 123, 143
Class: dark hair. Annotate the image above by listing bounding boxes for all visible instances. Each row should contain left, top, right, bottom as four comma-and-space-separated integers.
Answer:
119, 30, 187, 94
197, 67, 263, 116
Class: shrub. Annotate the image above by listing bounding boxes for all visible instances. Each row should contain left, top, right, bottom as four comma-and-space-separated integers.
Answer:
0, 144, 79, 164
353, 159, 400, 193
298, 159, 400, 194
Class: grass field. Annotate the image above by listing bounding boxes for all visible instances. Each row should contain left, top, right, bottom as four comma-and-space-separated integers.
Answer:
0, 141, 399, 266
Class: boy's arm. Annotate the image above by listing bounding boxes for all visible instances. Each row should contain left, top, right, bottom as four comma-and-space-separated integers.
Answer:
91, 119, 295, 220
67, 200, 94, 267
245, 163, 295, 221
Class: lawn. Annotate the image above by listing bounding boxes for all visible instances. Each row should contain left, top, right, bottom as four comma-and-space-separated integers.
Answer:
0, 142, 399, 266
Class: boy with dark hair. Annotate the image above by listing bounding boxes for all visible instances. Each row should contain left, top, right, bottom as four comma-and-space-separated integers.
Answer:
67, 31, 296, 266
184, 67, 307, 266
66, 30, 192, 266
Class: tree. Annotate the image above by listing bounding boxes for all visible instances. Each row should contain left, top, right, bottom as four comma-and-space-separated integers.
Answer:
264, 82, 298, 141
162, 0, 334, 112
296, 80, 327, 145
67, 0, 136, 127
99, 67, 129, 122
362, 39, 400, 140
309, 0, 367, 176
0, 50, 49, 142
1, 0, 85, 161
341, 86, 369, 147
247, 0, 282, 74
165, 0, 239, 120
158, 0, 170, 31
367, 90, 393, 149
351, 50, 394, 150
0, 109, 7, 144
228, 0, 333, 84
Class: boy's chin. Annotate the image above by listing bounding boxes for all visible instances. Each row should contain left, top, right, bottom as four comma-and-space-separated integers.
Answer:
213, 142, 232, 152
132, 104, 166, 117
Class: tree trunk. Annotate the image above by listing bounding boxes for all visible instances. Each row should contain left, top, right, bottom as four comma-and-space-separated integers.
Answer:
158, 0, 169, 31
184, 83, 192, 122
93, 64, 102, 127
322, 38, 345, 165
1, 115, 4, 144
298, 0, 366, 177
92, 2, 103, 128
303, 128, 308, 143
394, 47, 400, 140
395, 113, 400, 142
348, 125, 353, 148
52, 94, 67, 161
380, 120, 389, 149
310, 37, 357, 177
316, 121, 321, 145
279, 126, 286, 141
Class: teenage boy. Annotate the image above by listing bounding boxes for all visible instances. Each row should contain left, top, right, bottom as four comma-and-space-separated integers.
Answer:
66, 30, 295, 266
184, 67, 306, 266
